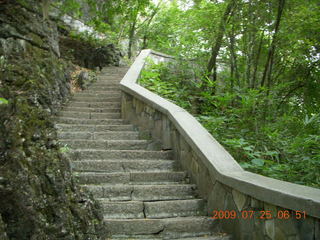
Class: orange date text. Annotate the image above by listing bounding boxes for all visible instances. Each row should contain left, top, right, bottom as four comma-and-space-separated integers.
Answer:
211, 210, 306, 220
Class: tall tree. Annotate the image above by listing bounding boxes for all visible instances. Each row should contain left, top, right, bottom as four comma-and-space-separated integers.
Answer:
207, 0, 238, 86
260, 0, 286, 88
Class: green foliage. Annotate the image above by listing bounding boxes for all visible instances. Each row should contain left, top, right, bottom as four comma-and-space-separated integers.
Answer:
0, 98, 8, 105
140, 60, 320, 188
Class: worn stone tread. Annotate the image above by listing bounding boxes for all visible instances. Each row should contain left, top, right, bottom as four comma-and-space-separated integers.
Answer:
62, 107, 121, 113
55, 117, 125, 125
106, 235, 231, 240
73, 171, 186, 184
104, 216, 217, 237
82, 183, 197, 200
68, 149, 173, 160
98, 199, 205, 219
59, 111, 121, 119
60, 139, 150, 150
55, 124, 134, 132
72, 159, 177, 172
58, 131, 140, 140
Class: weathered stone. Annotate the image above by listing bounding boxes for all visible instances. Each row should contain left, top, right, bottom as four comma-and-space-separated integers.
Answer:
207, 181, 227, 216
297, 216, 315, 240
232, 189, 247, 212
265, 219, 275, 239
144, 199, 206, 218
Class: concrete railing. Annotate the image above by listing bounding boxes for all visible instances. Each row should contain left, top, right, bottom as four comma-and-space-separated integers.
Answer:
120, 49, 320, 239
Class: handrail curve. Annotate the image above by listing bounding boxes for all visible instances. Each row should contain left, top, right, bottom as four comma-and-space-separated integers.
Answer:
120, 49, 320, 218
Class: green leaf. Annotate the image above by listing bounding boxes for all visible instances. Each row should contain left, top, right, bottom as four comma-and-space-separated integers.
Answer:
239, 162, 251, 169
0, 97, 8, 105
251, 158, 265, 167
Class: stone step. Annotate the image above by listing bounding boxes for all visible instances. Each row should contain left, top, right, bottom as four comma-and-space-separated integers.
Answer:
104, 216, 217, 238
72, 160, 177, 172
89, 86, 120, 91
67, 102, 121, 108
55, 124, 134, 132
55, 117, 125, 125
60, 140, 150, 150
84, 89, 121, 94
144, 199, 206, 218
71, 96, 120, 102
82, 184, 197, 200
130, 171, 187, 184
73, 92, 120, 98
58, 131, 140, 140
106, 235, 231, 240
59, 111, 121, 119
63, 107, 120, 113
99, 199, 206, 219
91, 82, 120, 87
68, 150, 173, 160
73, 171, 187, 184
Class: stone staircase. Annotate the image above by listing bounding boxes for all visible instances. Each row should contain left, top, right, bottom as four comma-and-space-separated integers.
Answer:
55, 67, 231, 239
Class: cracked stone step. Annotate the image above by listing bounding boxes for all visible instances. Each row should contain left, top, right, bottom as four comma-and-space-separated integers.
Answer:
55, 124, 134, 132
73, 171, 186, 184
82, 184, 197, 200
60, 140, 150, 150
67, 102, 121, 108
59, 111, 121, 119
72, 159, 177, 172
58, 131, 139, 140
99, 200, 144, 218
55, 117, 125, 125
62, 107, 121, 113
104, 216, 217, 238
68, 150, 173, 160
99, 199, 206, 219
73, 92, 120, 98
72, 96, 120, 102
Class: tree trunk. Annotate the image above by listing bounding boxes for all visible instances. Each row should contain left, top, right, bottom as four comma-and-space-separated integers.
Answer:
228, 24, 239, 90
260, 0, 285, 88
251, 30, 264, 89
128, 19, 137, 59
207, 0, 238, 85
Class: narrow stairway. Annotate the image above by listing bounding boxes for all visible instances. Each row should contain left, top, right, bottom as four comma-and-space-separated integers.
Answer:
56, 67, 230, 239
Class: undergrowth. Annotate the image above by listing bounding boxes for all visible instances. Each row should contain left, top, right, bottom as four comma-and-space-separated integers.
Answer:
139, 59, 320, 188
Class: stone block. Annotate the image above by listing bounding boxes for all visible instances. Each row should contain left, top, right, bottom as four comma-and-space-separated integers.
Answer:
232, 189, 247, 212
251, 197, 263, 209
265, 219, 275, 239
274, 213, 298, 236
153, 118, 162, 140
197, 161, 213, 199
207, 181, 227, 216
162, 116, 172, 149
297, 216, 315, 240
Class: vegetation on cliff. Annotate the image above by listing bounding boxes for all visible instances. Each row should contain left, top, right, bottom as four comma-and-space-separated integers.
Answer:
0, 1, 108, 238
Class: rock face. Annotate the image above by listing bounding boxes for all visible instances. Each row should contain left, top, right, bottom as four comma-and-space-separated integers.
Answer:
0, 1, 103, 239
59, 35, 122, 70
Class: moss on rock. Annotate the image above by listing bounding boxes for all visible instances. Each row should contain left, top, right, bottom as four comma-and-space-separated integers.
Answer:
0, 1, 104, 239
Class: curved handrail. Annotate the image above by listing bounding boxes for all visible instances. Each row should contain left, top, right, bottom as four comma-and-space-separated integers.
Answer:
120, 49, 320, 218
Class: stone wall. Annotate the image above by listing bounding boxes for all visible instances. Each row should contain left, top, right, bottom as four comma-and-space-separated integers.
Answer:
120, 50, 320, 240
